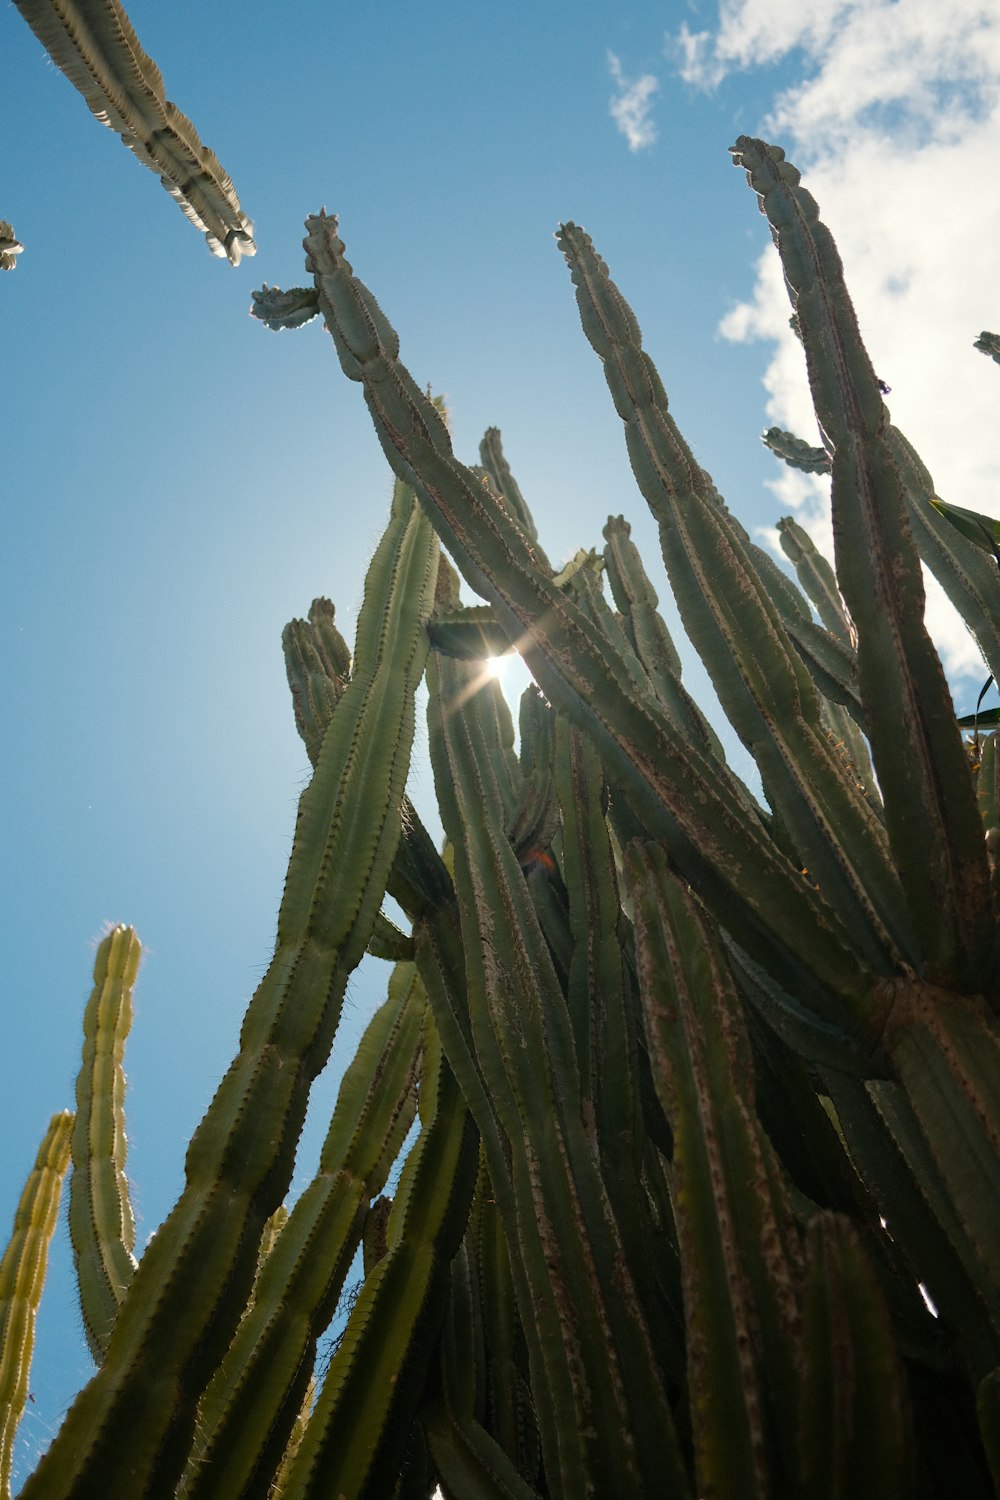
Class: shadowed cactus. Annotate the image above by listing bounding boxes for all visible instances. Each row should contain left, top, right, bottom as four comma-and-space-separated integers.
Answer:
4, 133, 1000, 1499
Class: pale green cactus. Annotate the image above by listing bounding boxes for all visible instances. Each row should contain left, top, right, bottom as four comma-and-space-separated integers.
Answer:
0, 224, 23, 271
69, 924, 139, 1363
0, 1112, 73, 1500
13, 0, 254, 262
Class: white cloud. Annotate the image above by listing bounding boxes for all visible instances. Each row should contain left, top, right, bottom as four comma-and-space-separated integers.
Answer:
669, 0, 1000, 681
608, 52, 659, 152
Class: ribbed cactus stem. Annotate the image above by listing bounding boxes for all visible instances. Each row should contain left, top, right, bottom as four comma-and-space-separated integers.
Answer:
0, 1111, 73, 1500
732, 135, 993, 990
0, 223, 23, 270
69, 924, 139, 1363
21, 486, 438, 1500
296, 209, 874, 1030
13, 0, 254, 261
178, 964, 426, 1500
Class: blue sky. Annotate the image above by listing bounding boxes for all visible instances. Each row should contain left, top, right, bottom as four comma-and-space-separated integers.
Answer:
5, 0, 1000, 1486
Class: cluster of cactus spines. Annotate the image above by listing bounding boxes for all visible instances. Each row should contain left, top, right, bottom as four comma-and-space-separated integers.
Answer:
976, 332, 1000, 364
0, 224, 23, 271
13, 0, 254, 262
0, 1111, 73, 1500
68, 924, 139, 1363
6, 132, 1000, 1497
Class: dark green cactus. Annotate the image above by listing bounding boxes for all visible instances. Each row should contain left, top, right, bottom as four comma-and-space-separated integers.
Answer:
7, 128, 1000, 1500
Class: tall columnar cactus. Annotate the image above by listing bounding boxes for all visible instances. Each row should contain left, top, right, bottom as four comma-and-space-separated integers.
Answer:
69, 924, 139, 1363
20, 480, 439, 1498
12, 0, 254, 262
0, 1112, 73, 1500
6, 137, 1000, 1497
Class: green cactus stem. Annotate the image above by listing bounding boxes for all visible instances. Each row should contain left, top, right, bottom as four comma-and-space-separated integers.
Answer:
178, 962, 426, 1500
0, 1111, 73, 1500
797, 1212, 907, 1500
428, 649, 689, 1498
763, 426, 832, 475
732, 135, 993, 991
13, 0, 254, 262
69, 924, 139, 1363
292, 208, 876, 1040
0, 224, 23, 271
21, 483, 438, 1500
277, 1004, 479, 1500
627, 839, 805, 1498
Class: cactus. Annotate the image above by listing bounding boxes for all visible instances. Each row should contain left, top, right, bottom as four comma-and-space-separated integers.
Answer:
0, 1112, 73, 1500
12, 0, 253, 262
0, 224, 23, 271
8, 130, 1000, 1498
69, 924, 139, 1363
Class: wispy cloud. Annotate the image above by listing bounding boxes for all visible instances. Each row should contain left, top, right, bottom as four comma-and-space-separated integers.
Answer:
608, 52, 659, 152
668, 0, 1000, 681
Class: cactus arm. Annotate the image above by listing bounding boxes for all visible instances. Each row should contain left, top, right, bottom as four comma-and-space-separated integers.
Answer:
69, 924, 139, 1363
887, 429, 1000, 690
367, 910, 414, 961
628, 840, 810, 1496
420, 1232, 541, 1499
797, 1213, 907, 1500
293, 211, 874, 1028
278, 1010, 479, 1500
763, 425, 832, 475
602, 514, 729, 757
478, 428, 541, 545
282, 596, 352, 764
469, 1176, 534, 1475
177, 963, 424, 1500
553, 717, 686, 1382
776, 517, 851, 643
427, 606, 516, 660
824, 1073, 1000, 1374
975, 332, 1000, 365
281, 568, 454, 930
428, 650, 689, 1497
881, 991, 1000, 1330
556, 219, 916, 978
250, 286, 320, 330
422, 1391, 541, 1500
13, 0, 254, 262
21, 491, 438, 1500
732, 136, 994, 989
0, 224, 24, 271
0, 1111, 73, 1500
773, 521, 874, 779
926, 495, 1000, 555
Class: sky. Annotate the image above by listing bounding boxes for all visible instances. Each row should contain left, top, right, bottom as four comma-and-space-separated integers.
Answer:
4, 0, 1000, 1488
